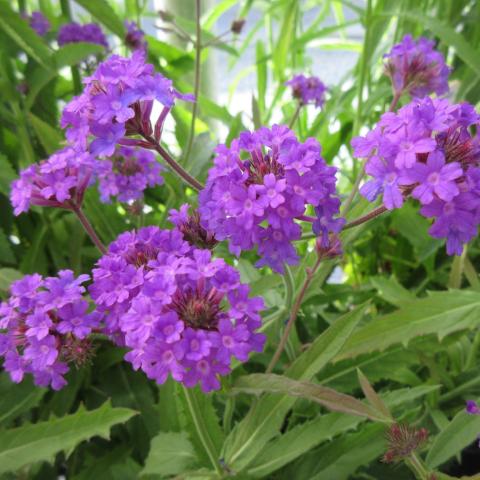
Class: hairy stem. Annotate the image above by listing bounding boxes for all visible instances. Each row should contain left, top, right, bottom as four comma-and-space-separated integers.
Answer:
72, 206, 107, 255
182, 386, 223, 476
184, 0, 202, 164
343, 205, 388, 230
266, 258, 321, 373
142, 134, 204, 191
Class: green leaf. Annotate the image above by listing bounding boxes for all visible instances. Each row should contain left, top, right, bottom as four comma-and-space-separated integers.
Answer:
233, 374, 386, 421
335, 290, 480, 361
28, 113, 63, 154
0, 374, 45, 427
223, 303, 367, 471
0, 228, 15, 265
0, 268, 22, 291
73, 0, 126, 37
255, 41, 267, 114
0, 154, 16, 197
370, 276, 416, 307
272, 0, 297, 80
0, 401, 137, 474
426, 405, 480, 468
0, 1, 52, 69
357, 369, 392, 420
247, 413, 362, 478
141, 432, 198, 476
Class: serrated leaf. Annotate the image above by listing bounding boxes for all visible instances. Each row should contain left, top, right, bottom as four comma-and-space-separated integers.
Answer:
141, 432, 198, 476
0, 401, 137, 474
233, 374, 386, 421
335, 290, 480, 361
73, 0, 126, 37
426, 405, 480, 469
357, 369, 392, 419
223, 303, 367, 471
28, 113, 63, 154
370, 276, 415, 307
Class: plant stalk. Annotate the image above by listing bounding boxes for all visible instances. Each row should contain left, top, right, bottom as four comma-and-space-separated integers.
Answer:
72, 206, 107, 255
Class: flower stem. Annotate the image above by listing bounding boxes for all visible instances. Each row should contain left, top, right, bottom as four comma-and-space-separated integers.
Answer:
288, 103, 302, 129
266, 257, 322, 373
143, 134, 204, 191
182, 386, 223, 476
72, 206, 107, 255
184, 0, 202, 165
343, 205, 387, 230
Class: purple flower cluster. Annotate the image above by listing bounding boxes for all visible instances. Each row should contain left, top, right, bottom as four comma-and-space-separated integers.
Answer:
96, 146, 163, 203
466, 400, 480, 415
61, 51, 192, 157
0, 271, 100, 389
10, 147, 95, 215
286, 75, 327, 108
90, 226, 264, 392
27, 11, 50, 37
125, 21, 147, 52
384, 35, 450, 98
198, 125, 343, 272
353, 97, 480, 255
58, 22, 108, 48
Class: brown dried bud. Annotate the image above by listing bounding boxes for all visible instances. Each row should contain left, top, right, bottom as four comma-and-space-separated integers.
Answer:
231, 19, 246, 34
158, 10, 174, 23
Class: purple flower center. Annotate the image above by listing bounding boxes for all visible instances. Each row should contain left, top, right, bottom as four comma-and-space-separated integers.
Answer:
385, 172, 397, 185
427, 172, 440, 185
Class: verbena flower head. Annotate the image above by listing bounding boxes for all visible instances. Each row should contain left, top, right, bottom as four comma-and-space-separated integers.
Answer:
353, 97, 480, 255
466, 400, 480, 415
384, 35, 450, 98
125, 21, 147, 52
28, 11, 50, 37
89, 226, 265, 392
58, 22, 108, 48
198, 125, 343, 272
169, 204, 218, 250
95, 146, 163, 203
10, 147, 95, 215
286, 74, 327, 108
61, 51, 193, 157
0, 271, 100, 389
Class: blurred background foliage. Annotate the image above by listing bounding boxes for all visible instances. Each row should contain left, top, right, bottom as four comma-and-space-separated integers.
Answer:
1, 0, 480, 478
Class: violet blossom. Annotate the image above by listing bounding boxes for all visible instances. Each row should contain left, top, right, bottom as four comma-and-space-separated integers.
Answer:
28, 11, 50, 37
286, 74, 327, 108
125, 21, 147, 52
58, 22, 108, 48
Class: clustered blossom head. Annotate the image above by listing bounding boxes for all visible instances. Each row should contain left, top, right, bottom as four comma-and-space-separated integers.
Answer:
353, 97, 480, 255
89, 227, 264, 392
286, 74, 327, 109
10, 147, 95, 216
198, 125, 343, 273
382, 423, 429, 463
384, 35, 450, 98
125, 21, 147, 52
466, 400, 480, 415
0, 271, 100, 389
61, 51, 193, 157
95, 146, 163, 203
27, 11, 50, 37
57, 22, 108, 48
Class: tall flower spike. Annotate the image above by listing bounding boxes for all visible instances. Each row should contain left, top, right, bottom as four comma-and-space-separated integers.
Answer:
384, 35, 450, 98
58, 22, 108, 48
95, 146, 164, 203
352, 97, 480, 256
286, 74, 327, 109
61, 52, 193, 157
89, 227, 265, 392
0, 271, 100, 390
10, 147, 95, 215
198, 125, 343, 272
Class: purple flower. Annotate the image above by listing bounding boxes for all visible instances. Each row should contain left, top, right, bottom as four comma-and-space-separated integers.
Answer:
10, 147, 95, 215
58, 22, 108, 48
125, 21, 147, 52
384, 34, 450, 98
95, 146, 164, 203
0, 271, 99, 389
354, 97, 480, 256
28, 11, 50, 37
466, 400, 480, 415
199, 126, 343, 273
286, 74, 327, 108
90, 226, 265, 392
61, 52, 192, 157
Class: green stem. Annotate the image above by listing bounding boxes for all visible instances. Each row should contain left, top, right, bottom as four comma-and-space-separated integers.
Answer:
184, 0, 202, 164
182, 387, 223, 477
72, 206, 107, 255
288, 103, 302, 129
406, 453, 430, 480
